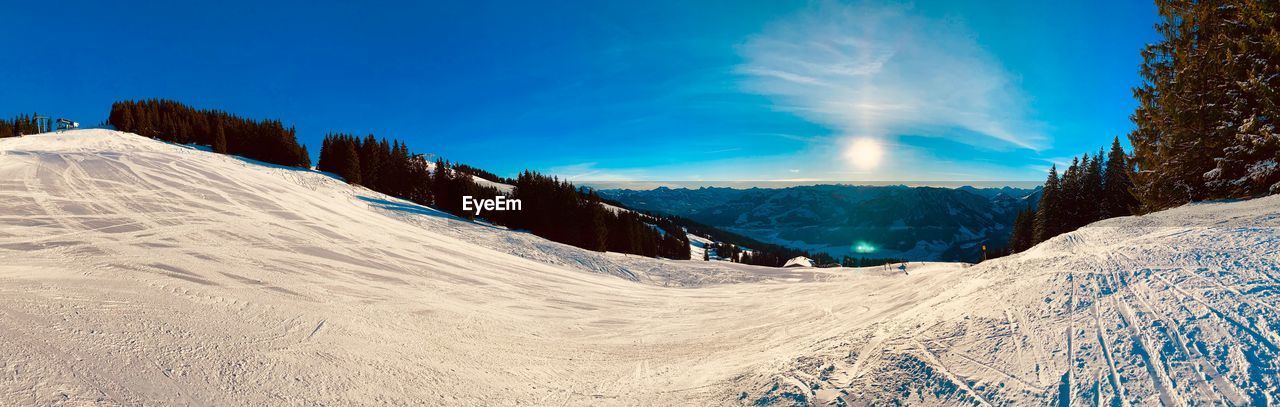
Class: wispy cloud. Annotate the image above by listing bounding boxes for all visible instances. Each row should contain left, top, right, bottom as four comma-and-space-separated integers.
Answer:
706, 147, 742, 154
737, 2, 1046, 151
545, 162, 649, 181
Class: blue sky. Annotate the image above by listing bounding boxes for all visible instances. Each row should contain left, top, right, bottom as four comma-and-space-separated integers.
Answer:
2, 0, 1157, 183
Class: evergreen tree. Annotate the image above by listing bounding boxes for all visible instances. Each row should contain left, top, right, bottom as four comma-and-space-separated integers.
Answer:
336, 140, 361, 184
581, 192, 609, 252
213, 125, 228, 154
358, 134, 381, 190
404, 154, 433, 205
1021, 139, 1147, 251
433, 159, 470, 216
377, 139, 397, 194
1081, 150, 1104, 224
1008, 205, 1036, 253
1060, 157, 1083, 229
107, 99, 310, 168
308, 132, 702, 260
119, 108, 135, 132
317, 136, 333, 171
1129, 0, 1280, 210
1034, 165, 1061, 243
1102, 137, 1137, 218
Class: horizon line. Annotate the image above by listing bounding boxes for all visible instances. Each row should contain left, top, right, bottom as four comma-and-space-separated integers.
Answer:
576, 180, 1044, 190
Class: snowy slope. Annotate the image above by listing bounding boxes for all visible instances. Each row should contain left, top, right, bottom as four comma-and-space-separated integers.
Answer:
747, 198, 1280, 405
688, 232, 713, 261
1, 129, 1277, 405
422, 160, 513, 193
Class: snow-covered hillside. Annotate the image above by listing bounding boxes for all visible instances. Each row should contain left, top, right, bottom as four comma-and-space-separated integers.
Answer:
423, 160, 513, 193
1, 130, 1277, 405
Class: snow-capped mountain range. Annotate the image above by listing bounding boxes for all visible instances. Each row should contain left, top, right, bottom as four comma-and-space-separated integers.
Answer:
600, 185, 1042, 261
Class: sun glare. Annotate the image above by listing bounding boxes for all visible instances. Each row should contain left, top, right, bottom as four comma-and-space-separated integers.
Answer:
853, 241, 877, 254
844, 138, 884, 170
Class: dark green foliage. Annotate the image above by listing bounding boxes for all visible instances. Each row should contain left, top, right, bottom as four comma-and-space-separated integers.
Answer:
316, 134, 685, 259
705, 241, 741, 262
108, 99, 310, 168
808, 252, 837, 267
212, 125, 228, 154
317, 133, 427, 197
1018, 143, 1137, 254
1008, 205, 1036, 253
839, 255, 904, 268
1061, 156, 1088, 229
1034, 165, 1063, 243
452, 163, 511, 184
508, 172, 687, 257
358, 134, 381, 189
1103, 137, 1138, 218
338, 139, 362, 185
650, 215, 692, 259
432, 158, 507, 221
1129, 0, 1280, 211
0, 113, 52, 138
1082, 151, 1104, 222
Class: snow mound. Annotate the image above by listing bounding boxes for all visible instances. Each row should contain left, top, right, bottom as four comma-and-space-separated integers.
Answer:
783, 256, 814, 268
1, 129, 1277, 405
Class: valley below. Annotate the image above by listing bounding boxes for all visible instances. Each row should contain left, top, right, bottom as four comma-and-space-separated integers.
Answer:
600, 185, 1040, 262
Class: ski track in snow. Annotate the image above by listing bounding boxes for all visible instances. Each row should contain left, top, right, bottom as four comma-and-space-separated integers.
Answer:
0, 130, 1278, 405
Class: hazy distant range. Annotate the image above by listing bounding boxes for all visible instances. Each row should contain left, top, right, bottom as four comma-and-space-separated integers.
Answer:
581, 180, 1043, 191
596, 183, 1043, 262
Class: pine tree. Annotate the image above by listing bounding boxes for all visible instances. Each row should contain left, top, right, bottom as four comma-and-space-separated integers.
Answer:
1082, 150, 1104, 224
1060, 157, 1083, 229
1102, 137, 1137, 218
1034, 165, 1061, 243
106, 99, 311, 168
1008, 205, 1036, 253
376, 139, 393, 187
432, 158, 452, 209
317, 135, 333, 172
358, 134, 381, 190
337, 140, 361, 184
1130, 0, 1280, 210
213, 125, 228, 154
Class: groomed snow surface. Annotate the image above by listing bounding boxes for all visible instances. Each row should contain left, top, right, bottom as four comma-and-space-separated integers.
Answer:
1, 129, 1277, 405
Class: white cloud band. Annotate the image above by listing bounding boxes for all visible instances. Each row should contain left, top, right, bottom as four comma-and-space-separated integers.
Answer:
737, 2, 1046, 151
